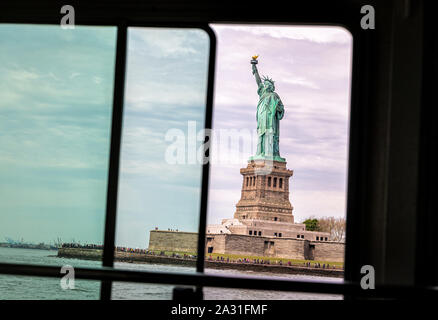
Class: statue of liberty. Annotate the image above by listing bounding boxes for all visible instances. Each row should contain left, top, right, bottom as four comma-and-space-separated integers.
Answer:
249, 56, 285, 162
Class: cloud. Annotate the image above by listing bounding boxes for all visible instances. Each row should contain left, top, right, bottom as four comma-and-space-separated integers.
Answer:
213, 25, 352, 44
70, 72, 81, 79
282, 77, 320, 89
124, 28, 210, 114
130, 28, 207, 57
8, 69, 40, 81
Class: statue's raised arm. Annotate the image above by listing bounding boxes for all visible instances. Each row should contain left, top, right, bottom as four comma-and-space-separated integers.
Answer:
251, 55, 262, 87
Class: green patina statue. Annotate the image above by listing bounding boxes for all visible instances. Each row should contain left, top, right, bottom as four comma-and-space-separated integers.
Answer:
249, 56, 286, 162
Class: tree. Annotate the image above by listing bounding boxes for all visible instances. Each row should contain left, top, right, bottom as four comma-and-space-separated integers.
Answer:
302, 218, 320, 231
318, 217, 346, 242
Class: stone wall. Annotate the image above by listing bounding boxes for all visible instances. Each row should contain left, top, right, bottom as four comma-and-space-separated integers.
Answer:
206, 234, 344, 262
148, 230, 198, 253
206, 234, 307, 260
222, 234, 266, 256
311, 241, 345, 262
271, 238, 307, 260
206, 234, 226, 254
148, 230, 345, 263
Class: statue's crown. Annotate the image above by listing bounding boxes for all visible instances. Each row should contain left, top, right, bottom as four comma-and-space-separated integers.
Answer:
262, 75, 275, 84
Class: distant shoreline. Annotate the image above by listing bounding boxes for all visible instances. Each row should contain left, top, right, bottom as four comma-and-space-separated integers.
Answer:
57, 247, 344, 278
0, 243, 57, 250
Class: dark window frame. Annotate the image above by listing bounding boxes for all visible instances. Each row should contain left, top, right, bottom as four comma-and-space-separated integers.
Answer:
0, 0, 436, 301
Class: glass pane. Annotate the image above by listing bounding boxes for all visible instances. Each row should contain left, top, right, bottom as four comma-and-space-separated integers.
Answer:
112, 27, 210, 299
0, 24, 117, 299
0, 248, 101, 300
205, 24, 352, 299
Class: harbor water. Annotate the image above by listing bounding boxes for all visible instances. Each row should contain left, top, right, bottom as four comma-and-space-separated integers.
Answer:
0, 247, 342, 300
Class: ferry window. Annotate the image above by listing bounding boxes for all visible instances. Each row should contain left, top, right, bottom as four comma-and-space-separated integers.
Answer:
0, 24, 116, 299
112, 27, 210, 299
205, 24, 351, 299
4, 4, 419, 303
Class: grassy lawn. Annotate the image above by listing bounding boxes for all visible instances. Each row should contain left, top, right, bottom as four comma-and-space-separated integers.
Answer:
149, 250, 343, 268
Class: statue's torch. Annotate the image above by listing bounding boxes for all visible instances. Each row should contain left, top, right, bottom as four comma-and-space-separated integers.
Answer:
251, 55, 259, 64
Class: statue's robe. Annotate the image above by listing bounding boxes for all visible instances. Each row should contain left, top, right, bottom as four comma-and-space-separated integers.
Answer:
256, 83, 284, 156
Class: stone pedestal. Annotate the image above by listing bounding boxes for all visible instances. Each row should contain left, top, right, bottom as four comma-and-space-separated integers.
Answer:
233, 159, 294, 223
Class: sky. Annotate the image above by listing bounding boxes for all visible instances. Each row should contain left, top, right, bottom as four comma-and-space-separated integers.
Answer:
0, 24, 352, 250
0, 25, 116, 247
207, 25, 352, 227
114, 28, 209, 247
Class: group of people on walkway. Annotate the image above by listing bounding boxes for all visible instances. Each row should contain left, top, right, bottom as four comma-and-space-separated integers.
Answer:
303, 262, 335, 269
206, 255, 340, 269
115, 247, 148, 254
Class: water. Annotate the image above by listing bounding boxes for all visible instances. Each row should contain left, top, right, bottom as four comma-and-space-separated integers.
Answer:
0, 247, 342, 300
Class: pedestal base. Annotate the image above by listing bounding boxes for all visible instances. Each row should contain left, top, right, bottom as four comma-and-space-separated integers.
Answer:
234, 158, 294, 223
